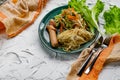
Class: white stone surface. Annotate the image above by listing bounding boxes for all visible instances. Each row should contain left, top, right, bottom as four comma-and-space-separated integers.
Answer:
0, 0, 120, 80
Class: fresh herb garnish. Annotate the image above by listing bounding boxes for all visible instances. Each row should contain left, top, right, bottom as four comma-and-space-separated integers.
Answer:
104, 6, 120, 35
68, 0, 104, 34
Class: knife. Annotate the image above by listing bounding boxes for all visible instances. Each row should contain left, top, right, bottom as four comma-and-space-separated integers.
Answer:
84, 43, 107, 74
84, 47, 104, 74
77, 36, 104, 76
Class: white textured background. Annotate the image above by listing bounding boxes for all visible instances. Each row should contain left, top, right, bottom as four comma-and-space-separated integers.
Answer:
0, 0, 120, 80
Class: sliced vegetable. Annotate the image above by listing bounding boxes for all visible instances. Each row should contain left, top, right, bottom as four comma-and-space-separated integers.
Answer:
68, 0, 104, 34
104, 6, 120, 35
54, 8, 87, 30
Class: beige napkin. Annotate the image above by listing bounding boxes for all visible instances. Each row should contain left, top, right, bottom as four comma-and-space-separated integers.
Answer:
105, 42, 120, 64
67, 43, 96, 80
67, 34, 120, 80
0, 0, 48, 38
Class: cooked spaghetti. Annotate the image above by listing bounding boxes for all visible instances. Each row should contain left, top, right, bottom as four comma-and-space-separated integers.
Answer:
57, 28, 93, 51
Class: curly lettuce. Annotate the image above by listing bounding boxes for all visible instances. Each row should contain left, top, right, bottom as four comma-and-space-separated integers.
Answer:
104, 6, 120, 35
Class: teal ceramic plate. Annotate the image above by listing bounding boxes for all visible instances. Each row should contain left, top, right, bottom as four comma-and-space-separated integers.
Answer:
38, 5, 99, 54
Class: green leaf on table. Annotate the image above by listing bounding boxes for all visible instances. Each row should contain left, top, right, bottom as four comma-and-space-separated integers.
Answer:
104, 6, 120, 35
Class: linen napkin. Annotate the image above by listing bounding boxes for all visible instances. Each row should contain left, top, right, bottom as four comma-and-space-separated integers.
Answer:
0, 0, 48, 38
67, 34, 120, 80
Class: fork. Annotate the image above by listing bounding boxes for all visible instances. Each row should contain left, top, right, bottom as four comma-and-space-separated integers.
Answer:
77, 36, 104, 76
84, 44, 107, 74
84, 35, 111, 74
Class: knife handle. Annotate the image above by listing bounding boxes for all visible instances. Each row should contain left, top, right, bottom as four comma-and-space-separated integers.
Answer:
84, 48, 103, 74
77, 49, 95, 76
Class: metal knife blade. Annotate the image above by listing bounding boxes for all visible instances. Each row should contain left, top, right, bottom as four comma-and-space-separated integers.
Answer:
84, 47, 103, 74
84, 43, 107, 74
77, 36, 104, 76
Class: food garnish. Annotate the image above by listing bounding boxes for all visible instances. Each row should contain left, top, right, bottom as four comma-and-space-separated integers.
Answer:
104, 6, 120, 35
54, 8, 87, 31
68, 0, 104, 34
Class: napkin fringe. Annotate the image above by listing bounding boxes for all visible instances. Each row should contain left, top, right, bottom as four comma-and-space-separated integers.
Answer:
0, 0, 48, 38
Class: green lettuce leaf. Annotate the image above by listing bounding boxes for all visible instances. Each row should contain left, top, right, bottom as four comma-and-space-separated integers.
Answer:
68, 0, 104, 34
104, 6, 120, 34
